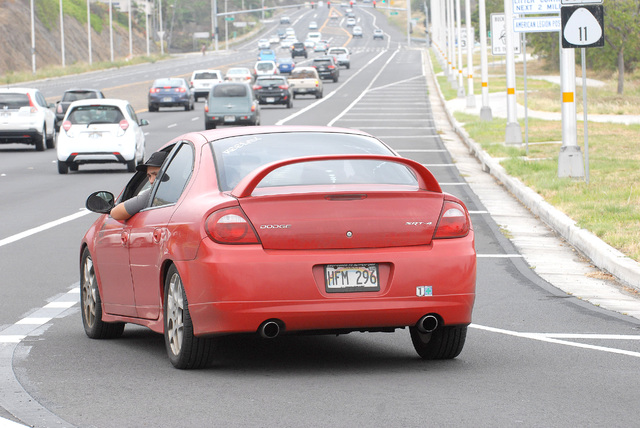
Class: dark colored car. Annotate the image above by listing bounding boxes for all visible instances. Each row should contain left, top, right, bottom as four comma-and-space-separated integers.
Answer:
312, 56, 340, 82
253, 76, 293, 108
55, 89, 105, 130
291, 42, 307, 59
204, 82, 260, 129
148, 78, 195, 112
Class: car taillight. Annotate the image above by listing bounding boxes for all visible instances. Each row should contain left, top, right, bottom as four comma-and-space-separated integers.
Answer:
62, 120, 72, 132
328, 65, 335, 69
278, 85, 289, 90
434, 201, 470, 239
205, 207, 260, 244
150, 88, 160, 93
176, 87, 186, 93
56, 104, 63, 114
26, 93, 37, 113
315, 80, 319, 87
251, 104, 256, 112
204, 103, 209, 113
245, 76, 252, 80
119, 120, 129, 130
253, 85, 262, 90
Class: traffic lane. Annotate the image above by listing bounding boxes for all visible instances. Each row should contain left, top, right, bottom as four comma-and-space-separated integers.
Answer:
15, 304, 640, 427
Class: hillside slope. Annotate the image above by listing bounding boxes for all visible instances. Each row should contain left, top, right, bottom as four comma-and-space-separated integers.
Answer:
0, 0, 155, 76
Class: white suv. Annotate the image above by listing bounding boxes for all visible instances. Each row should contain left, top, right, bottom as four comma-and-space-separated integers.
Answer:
0, 88, 56, 151
190, 69, 223, 102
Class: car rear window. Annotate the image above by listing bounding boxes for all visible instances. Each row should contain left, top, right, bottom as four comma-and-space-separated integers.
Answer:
256, 63, 274, 71
330, 49, 347, 55
67, 105, 125, 125
256, 78, 286, 86
211, 132, 416, 191
313, 59, 331, 66
194, 72, 220, 80
213, 85, 247, 97
62, 91, 99, 102
0, 93, 30, 109
291, 70, 316, 79
154, 78, 183, 87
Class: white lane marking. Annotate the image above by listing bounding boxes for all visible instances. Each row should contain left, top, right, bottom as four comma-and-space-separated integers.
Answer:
276, 49, 388, 126
0, 416, 28, 427
471, 324, 640, 358
477, 254, 525, 258
0, 210, 91, 248
168, 123, 177, 128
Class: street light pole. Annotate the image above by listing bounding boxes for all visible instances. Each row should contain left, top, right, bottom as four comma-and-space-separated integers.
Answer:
225, 0, 228, 51
87, 0, 92, 65
109, 0, 114, 62
30, 0, 36, 74
128, 0, 133, 57
159, 0, 165, 55
60, 0, 66, 67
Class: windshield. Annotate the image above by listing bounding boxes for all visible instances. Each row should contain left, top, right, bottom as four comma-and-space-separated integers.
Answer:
0, 93, 30, 109
194, 72, 220, 80
211, 132, 417, 191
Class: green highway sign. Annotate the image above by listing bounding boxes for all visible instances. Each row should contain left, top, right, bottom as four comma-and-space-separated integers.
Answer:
390, 11, 398, 15
225, 17, 234, 21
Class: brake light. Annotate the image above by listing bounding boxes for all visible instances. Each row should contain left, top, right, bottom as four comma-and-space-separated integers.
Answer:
315, 80, 319, 87
328, 65, 335, 69
251, 104, 256, 112
175, 87, 186, 93
278, 85, 289, 90
433, 201, 470, 239
245, 76, 252, 80
205, 207, 260, 244
204, 103, 209, 113
149, 88, 160, 93
119, 120, 129, 130
26, 93, 37, 113
62, 120, 72, 131
253, 85, 262, 90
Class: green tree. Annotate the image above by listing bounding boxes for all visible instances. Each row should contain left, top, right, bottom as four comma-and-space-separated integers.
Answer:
603, 0, 640, 93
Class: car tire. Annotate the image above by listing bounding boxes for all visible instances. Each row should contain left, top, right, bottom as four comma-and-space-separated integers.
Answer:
148, 104, 158, 112
409, 325, 467, 360
316, 91, 323, 99
205, 121, 216, 130
35, 126, 46, 151
184, 102, 190, 111
287, 99, 292, 109
333, 76, 338, 83
346, 64, 350, 70
81, 247, 126, 339
46, 128, 56, 149
164, 264, 214, 369
57, 161, 68, 174
70, 163, 79, 172
126, 159, 137, 172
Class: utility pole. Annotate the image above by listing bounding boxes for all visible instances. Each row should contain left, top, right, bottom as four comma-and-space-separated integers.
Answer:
87, 0, 92, 65
478, 0, 492, 120
30, 0, 36, 74
60, 0, 66, 67
109, 0, 114, 62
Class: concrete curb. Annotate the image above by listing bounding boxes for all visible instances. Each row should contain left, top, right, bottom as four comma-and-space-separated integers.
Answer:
426, 49, 640, 291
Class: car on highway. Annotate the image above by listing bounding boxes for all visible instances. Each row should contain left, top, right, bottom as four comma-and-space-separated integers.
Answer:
304, 38, 316, 49
291, 42, 307, 58
313, 41, 328, 53
352, 25, 363, 38
327, 47, 351, 69
346, 17, 356, 27
308, 21, 318, 30
280, 36, 297, 50
307, 31, 322, 43
258, 49, 277, 61
54, 89, 105, 130
0, 87, 56, 151
288, 67, 323, 99
277, 57, 296, 74
56, 98, 147, 174
257, 38, 270, 49
373, 29, 384, 40
148, 78, 195, 112
224, 67, 254, 83
269, 34, 280, 45
253, 60, 279, 78
189, 69, 223, 102
280, 16, 290, 24
81, 126, 476, 369
312, 56, 340, 82
253, 75, 293, 108
203, 82, 260, 129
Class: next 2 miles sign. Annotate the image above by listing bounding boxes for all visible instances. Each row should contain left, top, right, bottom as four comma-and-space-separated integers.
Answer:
513, 0, 560, 14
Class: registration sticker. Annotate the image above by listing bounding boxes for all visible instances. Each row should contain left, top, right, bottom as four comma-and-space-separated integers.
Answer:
324, 263, 379, 293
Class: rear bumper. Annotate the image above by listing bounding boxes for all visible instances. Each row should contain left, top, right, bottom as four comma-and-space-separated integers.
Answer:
0, 129, 41, 144
205, 112, 257, 126
177, 235, 476, 337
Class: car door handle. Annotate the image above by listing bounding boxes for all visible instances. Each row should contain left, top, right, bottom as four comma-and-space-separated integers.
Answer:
120, 231, 129, 246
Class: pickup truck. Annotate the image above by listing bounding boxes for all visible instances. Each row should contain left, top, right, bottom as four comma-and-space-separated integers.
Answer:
327, 47, 351, 69
287, 67, 323, 99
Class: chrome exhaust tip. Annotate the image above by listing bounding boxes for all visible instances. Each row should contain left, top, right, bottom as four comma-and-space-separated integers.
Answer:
259, 320, 282, 339
417, 314, 439, 333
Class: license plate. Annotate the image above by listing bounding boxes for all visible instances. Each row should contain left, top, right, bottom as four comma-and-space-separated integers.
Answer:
298, 88, 307, 93
266, 97, 275, 103
163, 97, 173, 102
224, 115, 236, 122
324, 263, 380, 293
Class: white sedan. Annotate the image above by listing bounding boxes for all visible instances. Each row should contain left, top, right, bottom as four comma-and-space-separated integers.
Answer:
257, 38, 270, 49
56, 99, 148, 174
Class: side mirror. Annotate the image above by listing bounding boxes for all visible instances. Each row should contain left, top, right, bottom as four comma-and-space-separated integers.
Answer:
86, 191, 115, 214
139, 119, 149, 126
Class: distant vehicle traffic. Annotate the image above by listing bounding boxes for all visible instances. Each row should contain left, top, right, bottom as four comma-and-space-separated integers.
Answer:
55, 89, 105, 130
352, 25, 363, 38
253, 60, 279, 78
327, 47, 351, 69
257, 38, 270, 49
291, 42, 308, 58
190, 70, 223, 102
0, 87, 56, 151
277, 57, 296, 74
225, 67, 253, 83
288, 67, 323, 99
148, 78, 195, 112
312, 56, 340, 82
56, 98, 147, 174
253, 75, 293, 108
204, 82, 260, 129
258, 49, 277, 62
373, 29, 384, 40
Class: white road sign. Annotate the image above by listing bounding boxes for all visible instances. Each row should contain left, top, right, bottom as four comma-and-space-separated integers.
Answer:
561, 4, 605, 48
514, 16, 561, 32
513, 0, 560, 15
491, 13, 522, 55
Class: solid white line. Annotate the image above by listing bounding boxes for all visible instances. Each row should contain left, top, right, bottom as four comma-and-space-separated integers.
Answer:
0, 336, 25, 343
471, 324, 640, 358
0, 210, 91, 248
0, 417, 28, 427
16, 318, 52, 325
